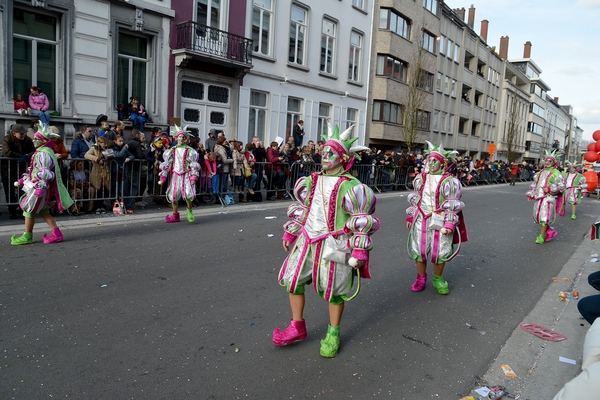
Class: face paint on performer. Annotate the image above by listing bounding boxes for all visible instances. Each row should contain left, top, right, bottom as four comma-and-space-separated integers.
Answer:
544, 157, 555, 169
321, 145, 343, 172
426, 155, 443, 174
176, 133, 186, 145
569, 165, 577, 173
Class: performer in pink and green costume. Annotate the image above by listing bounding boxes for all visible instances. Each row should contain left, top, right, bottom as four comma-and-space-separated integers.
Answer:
273, 122, 380, 358
526, 150, 565, 244
11, 124, 73, 245
562, 162, 587, 220
158, 125, 200, 223
406, 141, 465, 295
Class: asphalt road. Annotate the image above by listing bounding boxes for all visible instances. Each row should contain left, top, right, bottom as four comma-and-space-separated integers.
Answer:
1, 184, 598, 399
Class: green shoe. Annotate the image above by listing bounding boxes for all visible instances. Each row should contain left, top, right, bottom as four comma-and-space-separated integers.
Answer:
186, 208, 194, 222
571, 213, 576, 220
432, 275, 449, 295
535, 234, 545, 244
11, 232, 33, 246
320, 324, 340, 358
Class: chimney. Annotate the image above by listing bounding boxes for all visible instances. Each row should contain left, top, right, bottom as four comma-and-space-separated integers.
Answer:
554, 97, 559, 103
468, 5, 475, 29
455, 8, 465, 22
480, 20, 489, 42
499, 36, 509, 60
524, 41, 532, 58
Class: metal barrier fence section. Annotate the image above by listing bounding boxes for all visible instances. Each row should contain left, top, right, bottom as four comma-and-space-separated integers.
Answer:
0, 156, 536, 210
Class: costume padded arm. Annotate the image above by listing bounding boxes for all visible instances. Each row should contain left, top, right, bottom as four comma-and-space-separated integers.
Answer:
188, 149, 201, 180
29, 151, 55, 191
158, 148, 174, 181
406, 174, 423, 223
282, 176, 310, 241
549, 173, 566, 195
342, 183, 380, 260
440, 176, 464, 228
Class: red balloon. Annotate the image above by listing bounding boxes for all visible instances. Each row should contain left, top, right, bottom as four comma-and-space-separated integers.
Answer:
593, 130, 600, 141
596, 141, 600, 153
584, 150, 599, 163
588, 142, 597, 151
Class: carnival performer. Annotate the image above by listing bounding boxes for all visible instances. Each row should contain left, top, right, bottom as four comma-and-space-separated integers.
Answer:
158, 125, 200, 223
272, 122, 380, 358
562, 162, 587, 220
526, 150, 566, 244
406, 142, 466, 295
11, 124, 73, 245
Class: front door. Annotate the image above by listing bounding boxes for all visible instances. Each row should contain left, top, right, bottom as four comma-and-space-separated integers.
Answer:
180, 78, 231, 141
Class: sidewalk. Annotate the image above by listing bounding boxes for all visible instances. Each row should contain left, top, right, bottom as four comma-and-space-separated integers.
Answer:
467, 231, 600, 399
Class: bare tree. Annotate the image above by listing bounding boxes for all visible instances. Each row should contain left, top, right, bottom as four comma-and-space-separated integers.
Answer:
401, 27, 434, 152
505, 95, 522, 163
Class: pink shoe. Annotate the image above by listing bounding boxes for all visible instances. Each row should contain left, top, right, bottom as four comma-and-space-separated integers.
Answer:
411, 273, 427, 292
272, 319, 307, 346
165, 212, 180, 223
43, 228, 64, 244
545, 227, 557, 242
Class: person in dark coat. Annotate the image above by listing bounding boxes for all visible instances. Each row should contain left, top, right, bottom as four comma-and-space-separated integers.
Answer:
2, 124, 35, 218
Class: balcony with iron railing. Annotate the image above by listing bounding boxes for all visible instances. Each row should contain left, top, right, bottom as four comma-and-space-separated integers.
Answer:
175, 21, 253, 78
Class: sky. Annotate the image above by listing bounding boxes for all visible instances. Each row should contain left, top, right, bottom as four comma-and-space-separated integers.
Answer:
443, 0, 600, 142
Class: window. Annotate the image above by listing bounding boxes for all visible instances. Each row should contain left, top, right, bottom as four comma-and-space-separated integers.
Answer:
117, 32, 150, 106
417, 110, 430, 130
379, 9, 410, 40
432, 110, 439, 131
422, 31, 435, 53
530, 103, 545, 118
423, 0, 437, 14
197, 0, 224, 29
443, 76, 449, 95
527, 122, 543, 135
249, 90, 268, 142
286, 97, 303, 138
320, 19, 336, 74
440, 112, 446, 132
453, 44, 460, 62
418, 71, 434, 92
352, 0, 365, 10
447, 114, 454, 133
436, 72, 442, 92
317, 103, 331, 136
446, 39, 453, 58
13, 8, 58, 110
252, 0, 272, 55
344, 108, 358, 131
182, 80, 204, 100
439, 35, 446, 55
451, 79, 457, 97
372, 101, 402, 124
376, 54, 407, 82
289, 5, 307, 66
348, 31, 362, 82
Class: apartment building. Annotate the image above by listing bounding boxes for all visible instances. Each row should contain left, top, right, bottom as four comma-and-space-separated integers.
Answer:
1, 0, 173, 139
238, 0, 374, 147
170, 0, 252, 138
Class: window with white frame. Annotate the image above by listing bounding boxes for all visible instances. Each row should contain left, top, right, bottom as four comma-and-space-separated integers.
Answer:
446, 39, 453, 58
439, 35, 446, 55
436, 72, 442, 92
423, 0, 437, 14
13, 8, 58, 110
252, 0, 272, 55
249, 90, 268, 142
422, 30, 435, 53
352, 0, 365, 11
317, 103, 331, 136
443, 76, 449, 95
117, 31, 150, 106
379, 9, 410, 40
289, 5, 307, 66
286, 97, 303, 138
432, 110, 439, 131
376, 54, 407, 82
453, 44, 460, 62
320, 18, 336, 74
348, 31, 362, 82
344, 108, 358, 131
451, 79, 457, 97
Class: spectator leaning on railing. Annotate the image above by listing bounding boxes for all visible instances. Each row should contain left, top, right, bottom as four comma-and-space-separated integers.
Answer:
2, 124, 35, 219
